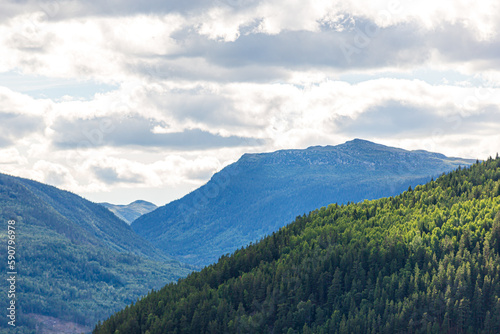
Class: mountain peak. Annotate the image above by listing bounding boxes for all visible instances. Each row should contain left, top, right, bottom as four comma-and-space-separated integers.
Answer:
100, 200, 158, 224
341, 138, 391, 149
130, 199, 157, 206
307, 139, 388, 151
348, 138, 373, 144
132, 141, 475, 266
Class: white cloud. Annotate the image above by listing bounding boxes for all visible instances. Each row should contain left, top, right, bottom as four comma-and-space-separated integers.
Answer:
0, 0, 499, 204
0, 148, 28, 166
1, 0, 499, 83
32, 160, 78, 188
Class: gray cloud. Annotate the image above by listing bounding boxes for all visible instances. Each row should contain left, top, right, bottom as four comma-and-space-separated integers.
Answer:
142, 86, 244, 126
14, 0, 221, 21
0, 1, 30, 20
333, 101, 500, 138
91, 166, 145, 185
125, 19, 500, 83
44, 168, 69, 186
51, 115, 264, 150
184, 168, 218, 181
131, 57, 289, 83
2, 0, 499, 206
0, 112, 45, 146
0, 136, 12, 148
429, 23, 500, 69
334, 102, 435, 137
198, 21, 476, 70
123, 24, 423, 85
163, 19, 424, 68
6, 3, 500, 83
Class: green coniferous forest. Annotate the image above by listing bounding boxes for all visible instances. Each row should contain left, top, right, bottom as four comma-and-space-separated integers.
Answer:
95, 156, 500, 333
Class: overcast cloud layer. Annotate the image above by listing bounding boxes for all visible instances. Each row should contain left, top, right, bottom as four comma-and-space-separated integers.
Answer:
1, 0, 499, 205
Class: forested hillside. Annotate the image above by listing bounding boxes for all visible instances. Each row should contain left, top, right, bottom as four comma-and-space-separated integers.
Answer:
96, 156, 500, 333
133, 139, 474, 266
0, 173, 192, 333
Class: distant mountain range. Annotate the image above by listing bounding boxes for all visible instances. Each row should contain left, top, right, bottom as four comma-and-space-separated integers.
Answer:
100, 200, 158, 224
132, 139, 476, 266
0, 173, 191, 333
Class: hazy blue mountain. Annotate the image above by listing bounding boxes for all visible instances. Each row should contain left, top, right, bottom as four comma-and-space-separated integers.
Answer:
100, 200, 158, 224
0, 173, 192, 333
132, 139, 476, 266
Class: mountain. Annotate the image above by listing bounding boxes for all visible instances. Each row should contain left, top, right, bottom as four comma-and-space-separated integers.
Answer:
0, 173, 192, 333
100, 200, 158, 224
132, 139, 475, 266
95, 156, 500, 334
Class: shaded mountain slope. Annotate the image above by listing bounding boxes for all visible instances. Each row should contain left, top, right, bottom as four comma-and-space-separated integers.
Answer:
132, 139, 475, 266
8, 176, 165, 260
0, 173, 192, 332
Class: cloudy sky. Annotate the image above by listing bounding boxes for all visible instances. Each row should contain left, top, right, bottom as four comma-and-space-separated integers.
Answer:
1, 0, 500, 205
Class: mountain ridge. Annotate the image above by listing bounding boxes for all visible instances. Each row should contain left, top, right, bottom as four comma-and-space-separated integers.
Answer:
3, 174, 165, 259
100, 200, 158, 225
132, 139, 476, 266
0, 172, 191, 332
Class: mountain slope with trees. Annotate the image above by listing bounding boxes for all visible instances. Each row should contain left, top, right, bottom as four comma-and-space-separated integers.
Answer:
132, 139, 475, 266
0, 173, 192, 333
95, 156, 500, 334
